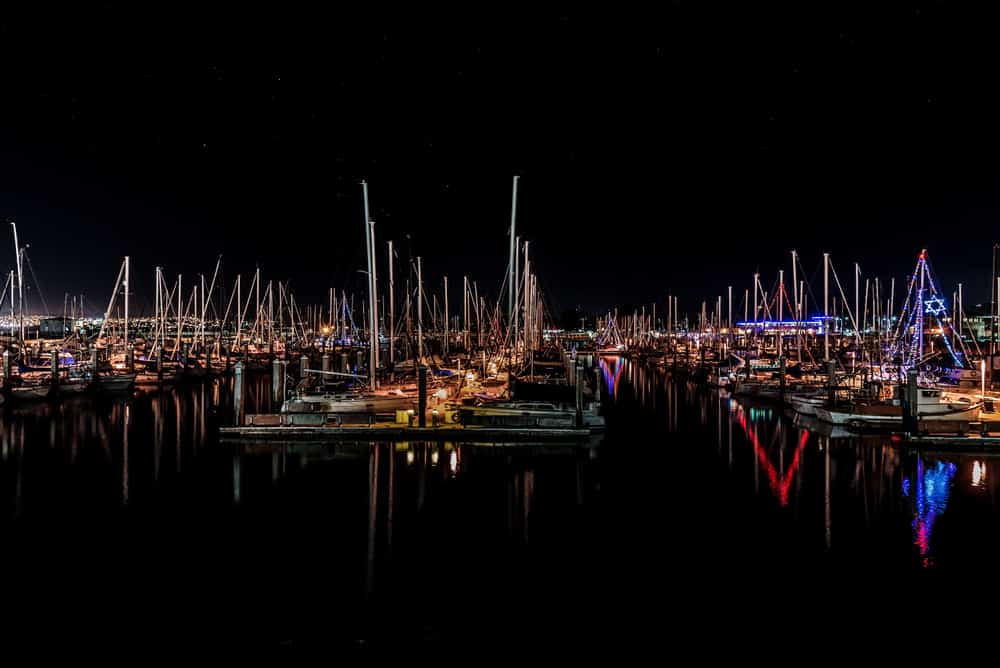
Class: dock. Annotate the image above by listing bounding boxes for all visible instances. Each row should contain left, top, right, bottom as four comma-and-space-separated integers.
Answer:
903, 433, 1000, 452
220, 423, 594, 443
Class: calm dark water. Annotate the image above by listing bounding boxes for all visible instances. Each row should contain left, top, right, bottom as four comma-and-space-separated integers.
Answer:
2, 362, 999, 656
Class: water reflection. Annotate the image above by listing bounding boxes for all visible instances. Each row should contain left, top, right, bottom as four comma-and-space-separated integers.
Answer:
607, 356, 1000, 570
0, 373, 602, 647
903, 458, 956, 567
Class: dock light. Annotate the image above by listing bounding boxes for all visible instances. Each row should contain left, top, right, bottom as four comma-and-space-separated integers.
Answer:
406, 450, 415, 465
322, 326, 330, 335
431, 449, 439, 465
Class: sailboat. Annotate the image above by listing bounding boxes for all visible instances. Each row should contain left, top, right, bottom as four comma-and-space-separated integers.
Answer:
93, 256, 137, 392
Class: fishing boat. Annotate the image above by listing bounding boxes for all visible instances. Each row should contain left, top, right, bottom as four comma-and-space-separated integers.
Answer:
815, 387, 982, 427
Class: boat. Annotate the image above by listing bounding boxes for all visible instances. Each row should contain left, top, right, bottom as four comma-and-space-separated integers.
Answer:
281, 389, 416, 414
96, 372, 137, 392
788, 390, 827, 416
815, 387, 982, 428
457, 400, 606, 430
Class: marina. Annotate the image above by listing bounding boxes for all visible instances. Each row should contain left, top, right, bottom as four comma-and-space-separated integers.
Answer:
9, 4, 1000, 657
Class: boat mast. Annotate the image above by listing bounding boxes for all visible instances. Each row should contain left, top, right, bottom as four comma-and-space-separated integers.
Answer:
443, 275, 449, 357
777, 270, 784, 358
417, 256, 423, 365
823, 252, 830, 362
508, 175, 518, 333
523, 241, 530, 357
791, 251, 799, 362
254, 266, 260, 347
388, 240, 395, 365
362, 181, 377, 390
370, 218, 379, 387
918, 250, 926, 360
154, 267, 161, 355
854, 263, 861, 345
11, 222, 24, 349
176, 274, 184, 359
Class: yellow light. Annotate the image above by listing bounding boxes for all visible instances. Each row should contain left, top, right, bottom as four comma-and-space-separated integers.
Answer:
431, 450, 439, 465
406, 450, 415, 465
322, 326, 330, 335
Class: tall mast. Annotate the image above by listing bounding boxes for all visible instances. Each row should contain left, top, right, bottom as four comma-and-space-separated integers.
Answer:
918, 250, 926, 359
792, 250, 799, 361
235, 274, 242, 348
155, 267, 161, 353
508, 175, 519, 329
200, 274, 207, 347
11, 222, 23, 347
369, 217, 378, 387
388, 240, 395, 365
523, 241, 530, 356
175, 274, 181, 353
777, 270, 784, 358
254, 266, 260, 344
121, 255, 129, 354
417, 256, 423, 364
823, 252, 830, 362
267, 280, 274, 347
443, 275, 449, 357
854, 262, 861, 344
362, 181, 377, 390
463, 275, 469, 351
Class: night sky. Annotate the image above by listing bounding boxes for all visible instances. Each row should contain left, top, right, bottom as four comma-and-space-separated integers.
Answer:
1, 4, 999, 317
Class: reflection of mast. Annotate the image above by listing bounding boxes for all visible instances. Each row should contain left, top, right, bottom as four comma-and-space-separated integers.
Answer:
175, 392, 182, 472
367, 444, 379, 596
122, 404, 130, 505
823, 436, 831, 550
153, 396, 162, 482
387, 442, 395, 552
232, 452, 241, 505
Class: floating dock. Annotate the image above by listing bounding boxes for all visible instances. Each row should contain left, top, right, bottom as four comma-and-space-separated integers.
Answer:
220, 423, 594, 443
903, 433, 1000, 452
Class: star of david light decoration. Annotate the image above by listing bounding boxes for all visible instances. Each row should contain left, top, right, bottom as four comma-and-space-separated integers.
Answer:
923, 296, 947, 316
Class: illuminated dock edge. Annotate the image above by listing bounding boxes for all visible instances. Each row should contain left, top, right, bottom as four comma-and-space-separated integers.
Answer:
219, 425, 596, 442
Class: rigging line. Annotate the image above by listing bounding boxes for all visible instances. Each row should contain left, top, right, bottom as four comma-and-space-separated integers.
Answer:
23, 250, 50, 315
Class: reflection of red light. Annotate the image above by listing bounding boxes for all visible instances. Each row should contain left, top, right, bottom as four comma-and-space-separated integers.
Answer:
737, 410, 809, 506
919, 252, 925, 260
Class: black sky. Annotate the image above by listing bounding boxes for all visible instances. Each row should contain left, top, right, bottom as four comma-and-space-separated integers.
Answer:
1, 4, 999, 317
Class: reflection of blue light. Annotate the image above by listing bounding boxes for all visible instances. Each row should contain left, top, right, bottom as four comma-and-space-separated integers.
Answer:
902, 477, 910, 497
911, 458, 957, 561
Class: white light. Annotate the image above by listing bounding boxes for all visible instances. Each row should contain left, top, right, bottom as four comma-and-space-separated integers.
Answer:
972, 460, 986, 488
